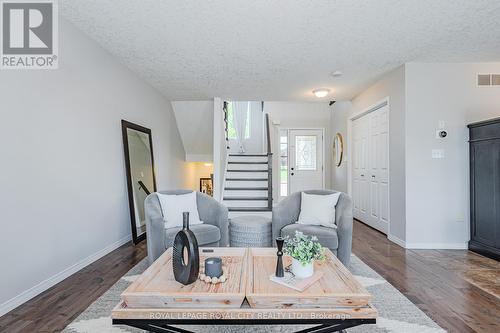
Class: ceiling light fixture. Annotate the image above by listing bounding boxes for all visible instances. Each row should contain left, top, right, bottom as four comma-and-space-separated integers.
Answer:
331, 70, 343, 77
313, 88, 330, 98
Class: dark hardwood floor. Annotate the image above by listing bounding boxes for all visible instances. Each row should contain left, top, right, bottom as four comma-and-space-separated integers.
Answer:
0, 220, 499, 332
0, 241, 147, 333
352, 220, 500, 333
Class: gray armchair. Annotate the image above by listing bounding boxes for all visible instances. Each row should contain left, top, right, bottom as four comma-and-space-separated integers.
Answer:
145, 190, 229, 265
272, 190, 353, 266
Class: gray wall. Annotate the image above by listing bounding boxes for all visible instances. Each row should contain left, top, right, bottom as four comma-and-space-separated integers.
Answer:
0, 19, 187, 315
405, 62, 500, 247
350, 66, 407, 243
171, 101, 214, 162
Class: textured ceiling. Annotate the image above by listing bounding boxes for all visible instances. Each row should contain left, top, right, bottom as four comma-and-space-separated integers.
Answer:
61, 0, 500, 101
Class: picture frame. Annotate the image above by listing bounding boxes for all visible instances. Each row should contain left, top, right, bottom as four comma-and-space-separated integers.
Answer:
199, 177, 213, 196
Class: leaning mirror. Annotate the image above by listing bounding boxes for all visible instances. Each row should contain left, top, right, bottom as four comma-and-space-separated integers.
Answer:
121, 120, 157, 244
333, 133, 344, 167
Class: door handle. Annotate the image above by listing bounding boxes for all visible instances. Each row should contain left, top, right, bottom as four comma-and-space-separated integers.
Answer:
371, 175, 375, 178
361, 174, 364, 177
291, 167, 294, 171
291, 173, 294, 176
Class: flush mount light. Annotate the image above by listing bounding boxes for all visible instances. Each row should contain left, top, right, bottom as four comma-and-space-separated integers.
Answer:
331, 70, 343, 77
312, 88, 330, 98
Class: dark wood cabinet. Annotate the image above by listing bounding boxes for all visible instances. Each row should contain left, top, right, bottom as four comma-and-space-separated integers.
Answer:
468, 118, 500, 261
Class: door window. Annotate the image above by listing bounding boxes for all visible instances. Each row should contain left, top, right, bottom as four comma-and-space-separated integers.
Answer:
280, 130, 288, 196
295, 135, 317, 170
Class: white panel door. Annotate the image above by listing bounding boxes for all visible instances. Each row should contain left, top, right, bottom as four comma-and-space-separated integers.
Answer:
289, 129, 324, 193
367, 106, 389, 233
352, 117, 369, 223
377, 106, 390, 229
352, 105, 389, 234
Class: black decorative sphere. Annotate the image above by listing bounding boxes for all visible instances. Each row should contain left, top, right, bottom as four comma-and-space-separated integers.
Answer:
172, 212, 199, 285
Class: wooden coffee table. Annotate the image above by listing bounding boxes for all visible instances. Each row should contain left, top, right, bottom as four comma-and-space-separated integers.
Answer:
112, 247, 377, 332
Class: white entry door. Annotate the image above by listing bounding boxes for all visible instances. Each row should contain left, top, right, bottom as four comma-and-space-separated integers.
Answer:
288, 129, 324, 193
352, 104, 389, 234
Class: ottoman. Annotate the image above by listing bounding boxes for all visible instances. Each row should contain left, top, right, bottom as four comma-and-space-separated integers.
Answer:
229, 215, 272, 247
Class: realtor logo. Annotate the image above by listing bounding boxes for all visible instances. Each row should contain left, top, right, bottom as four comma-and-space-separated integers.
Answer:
1, 0, 58, 69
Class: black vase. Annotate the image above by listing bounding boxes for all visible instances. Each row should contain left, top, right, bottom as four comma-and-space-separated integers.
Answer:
172, 212, 199, 285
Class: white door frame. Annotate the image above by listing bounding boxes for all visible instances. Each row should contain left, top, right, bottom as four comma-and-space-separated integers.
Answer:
347, 97, 390, 235
276, 127, 326, 197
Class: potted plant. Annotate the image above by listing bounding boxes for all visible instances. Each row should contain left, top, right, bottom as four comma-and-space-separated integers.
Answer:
284, 231, 325, 278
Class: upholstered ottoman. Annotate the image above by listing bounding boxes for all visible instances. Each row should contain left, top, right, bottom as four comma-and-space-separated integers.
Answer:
229, 215, 272, 247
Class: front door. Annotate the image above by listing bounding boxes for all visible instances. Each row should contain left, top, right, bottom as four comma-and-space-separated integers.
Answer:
288, 129, 324, 194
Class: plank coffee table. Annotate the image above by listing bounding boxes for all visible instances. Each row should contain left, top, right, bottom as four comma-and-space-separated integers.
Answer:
112, 247, 377, 332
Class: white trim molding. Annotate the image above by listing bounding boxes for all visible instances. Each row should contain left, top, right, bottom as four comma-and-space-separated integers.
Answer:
388, 233, 467, 249
0, 234, 132, 317
404, 242, 468, 250
387, 233, 406, 248
388, 233, 468, 249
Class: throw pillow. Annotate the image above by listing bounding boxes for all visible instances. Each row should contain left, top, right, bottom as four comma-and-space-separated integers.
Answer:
156, 191, 203, 229
297, 192, 341, 228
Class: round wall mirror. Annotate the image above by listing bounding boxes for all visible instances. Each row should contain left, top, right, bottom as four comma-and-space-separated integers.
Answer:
333, 133, 344, 167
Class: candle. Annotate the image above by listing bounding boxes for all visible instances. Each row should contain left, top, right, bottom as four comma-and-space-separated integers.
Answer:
204, 257, 222, 278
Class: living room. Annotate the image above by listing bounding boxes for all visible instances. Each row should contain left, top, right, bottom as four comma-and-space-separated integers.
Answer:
0, 1, 499, 332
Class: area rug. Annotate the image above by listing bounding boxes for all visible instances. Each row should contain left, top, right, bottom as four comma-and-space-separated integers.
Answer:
63, 255, 445, 333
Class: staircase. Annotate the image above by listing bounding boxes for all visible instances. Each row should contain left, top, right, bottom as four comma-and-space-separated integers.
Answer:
223, 153, 272, 212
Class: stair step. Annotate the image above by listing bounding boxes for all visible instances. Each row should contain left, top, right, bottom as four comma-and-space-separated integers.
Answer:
223, 197, 268, 201
226, 171, 268, 179
227, 163, 268, 171
226, 178, 268, 181
229, 154, 268, 157
224, 187, 268, 191
224, 189, 268, 197
228, 207, 272, 212
227, 169, 268, 172
228, 161, 268, 164
226, 180, 268, 187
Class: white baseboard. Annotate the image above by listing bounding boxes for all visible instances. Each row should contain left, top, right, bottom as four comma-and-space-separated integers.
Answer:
387, 234, 468, 250
387, 233, 406, 248
0, 234, 132, 317
404, 242, 468, 250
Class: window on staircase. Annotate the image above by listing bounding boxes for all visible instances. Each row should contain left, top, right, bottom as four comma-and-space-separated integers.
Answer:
226, 101, 251, 140
280, 129, 288, 197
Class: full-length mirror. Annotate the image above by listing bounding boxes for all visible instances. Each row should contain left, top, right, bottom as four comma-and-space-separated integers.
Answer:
122, 120, 157, 244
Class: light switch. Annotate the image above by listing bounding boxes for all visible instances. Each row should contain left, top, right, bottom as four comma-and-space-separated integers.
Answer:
432, 149, 444, 159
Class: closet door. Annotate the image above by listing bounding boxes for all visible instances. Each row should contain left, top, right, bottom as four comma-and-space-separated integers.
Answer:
368, 106, 389, 233
352, 116, 369, 223
378, 107, 390, 230
352, 105, 390, 234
